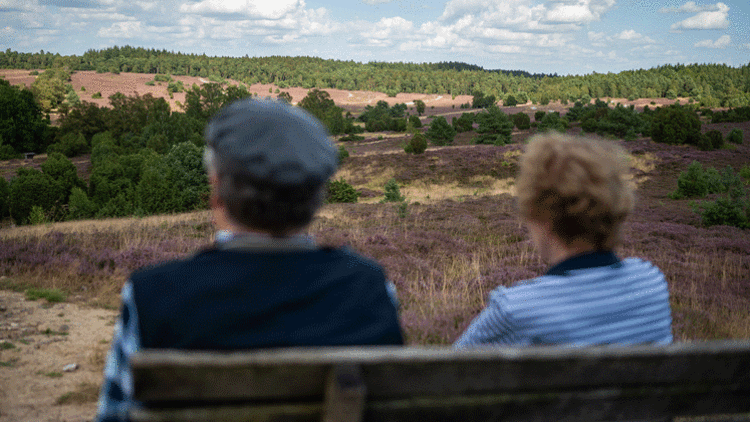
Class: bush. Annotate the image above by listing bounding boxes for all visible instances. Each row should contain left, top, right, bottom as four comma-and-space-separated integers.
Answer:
704, 130, 724, 150
534, 110, 546, 122
538, 112, 568, 133
27, 205, 49, 225
8, 167, 64, 224
701, 197, 748, 228
425, 116, 456, 146
727, 128, 743, 144
740, 165, 750, 181
47, 132, 88, 157
326, 178, 359, 203
339, 134, 365, 142
408, 115, 422, 129
404, 133, 427, 154
91, 92, 102, 99
40, 152, 85, 203
504, 95, 518, 107
67, 187, 98, 220
672, 161, 708, 199
474, 105, 514, 146
381, 178, 405, 202
0, 177, 9, 219
154, 74, 172, 82
0, 144, 22, 160
452, 113, 475, 133
338, 146, 349, 163
512, 113, 531, 130
650, 104, 702, 145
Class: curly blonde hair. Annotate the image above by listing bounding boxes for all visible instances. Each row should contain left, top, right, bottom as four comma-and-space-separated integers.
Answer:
516, 133, 634, 251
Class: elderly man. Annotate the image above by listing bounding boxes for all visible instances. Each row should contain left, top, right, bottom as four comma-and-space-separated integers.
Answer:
456, 133, 672, 347
96, 99, 403, 422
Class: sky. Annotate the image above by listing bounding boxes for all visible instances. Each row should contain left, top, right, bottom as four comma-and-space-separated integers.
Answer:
0, 0, 749, 75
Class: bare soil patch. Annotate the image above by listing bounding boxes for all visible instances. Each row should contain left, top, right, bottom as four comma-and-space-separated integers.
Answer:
0, 288, 117, 422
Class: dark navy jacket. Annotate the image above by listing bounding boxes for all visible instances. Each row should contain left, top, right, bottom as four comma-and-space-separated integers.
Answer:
130, 246, 404, 349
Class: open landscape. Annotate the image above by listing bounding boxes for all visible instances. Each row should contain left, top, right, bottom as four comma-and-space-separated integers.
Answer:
1, 66, 749, 422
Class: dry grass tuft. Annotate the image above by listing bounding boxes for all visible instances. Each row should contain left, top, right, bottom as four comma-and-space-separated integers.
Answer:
55, 382, 100, 405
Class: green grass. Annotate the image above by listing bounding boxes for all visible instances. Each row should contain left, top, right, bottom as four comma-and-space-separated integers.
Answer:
41, 328, 69, 336
25, 288, 66, 303
38, 371, 63, 378
0, 341, 16, 350
0, 360, 15, 367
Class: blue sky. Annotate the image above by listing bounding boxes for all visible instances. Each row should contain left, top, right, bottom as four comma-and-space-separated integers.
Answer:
1, 0, 748, 75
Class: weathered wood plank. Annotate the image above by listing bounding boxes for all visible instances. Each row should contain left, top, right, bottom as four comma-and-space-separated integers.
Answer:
322, 364, 366, 422
132, 341, 750, 403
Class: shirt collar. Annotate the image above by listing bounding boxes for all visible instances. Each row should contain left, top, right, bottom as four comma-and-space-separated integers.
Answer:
545, 250, 621, 276
216, 231, 318, 252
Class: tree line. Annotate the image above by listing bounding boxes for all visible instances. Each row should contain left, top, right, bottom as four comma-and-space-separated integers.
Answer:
2, 47, 749, 107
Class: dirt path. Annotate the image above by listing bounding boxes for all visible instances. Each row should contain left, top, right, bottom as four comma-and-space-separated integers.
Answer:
0, 290, 118, 422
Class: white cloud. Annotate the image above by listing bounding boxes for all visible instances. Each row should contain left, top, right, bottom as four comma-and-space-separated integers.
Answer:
361, 0, 390, 4
670, 2, 729, 31
0, 0, 37, 11
694, 34, 730, 48
615, 29, 655, 43
180, 0, 302, 20
97, 20, 143, 38
360, 16, 413, 47
659, 1, 718, 13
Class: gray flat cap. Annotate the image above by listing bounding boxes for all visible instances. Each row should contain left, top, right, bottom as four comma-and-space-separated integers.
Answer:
205, 98, 337, 187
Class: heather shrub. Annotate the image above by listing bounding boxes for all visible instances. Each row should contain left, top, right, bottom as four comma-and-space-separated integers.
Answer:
672, 161, 708, 199
512, 112, 531, 130
727, 128, 743, 144
381, 178, 405, 203
326, 178, 359, 203
425, 116, 456, 146
404, 133, 427, 154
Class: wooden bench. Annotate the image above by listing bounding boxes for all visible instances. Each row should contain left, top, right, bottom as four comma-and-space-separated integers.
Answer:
130, 340, 750, 422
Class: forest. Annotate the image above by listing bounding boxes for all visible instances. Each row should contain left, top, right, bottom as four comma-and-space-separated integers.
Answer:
1, 46, 749, 108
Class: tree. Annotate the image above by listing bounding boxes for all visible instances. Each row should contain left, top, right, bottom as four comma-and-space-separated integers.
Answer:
0, 79, 49, 154
651, 104, 702, 145
504, 94, 518, 107
474, 105, 514, 145
404, 133, 427, 154
298, 89, 336, 122
413, 99, 426, 116
8, 167, 64, 224
278, 91, 292, 103
425, 116, 456, 146
452, 112, 475, 132
40, 152, 86, 204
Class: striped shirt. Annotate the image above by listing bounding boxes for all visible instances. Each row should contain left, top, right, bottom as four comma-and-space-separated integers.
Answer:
455, 251, 673, 347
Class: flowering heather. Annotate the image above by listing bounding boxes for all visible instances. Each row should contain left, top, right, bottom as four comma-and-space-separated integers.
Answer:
2, 136, 749, 343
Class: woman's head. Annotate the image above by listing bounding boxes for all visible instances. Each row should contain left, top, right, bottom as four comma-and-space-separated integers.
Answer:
516, 133, 634, 251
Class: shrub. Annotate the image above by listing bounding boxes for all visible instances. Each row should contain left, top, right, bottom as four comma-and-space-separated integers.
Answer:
705, 130, 724, 150
404, 133, 427, 154
339, 134, 365, 142
154, 74, 172, 82
701, 197, 748, 229
727, 128, 743, 144
408, 115, 422, 129
0, 177, 9, 219
740, 165, 750, 182
650, 104, 702, 145
381, 178, 405, 202
452, 113, 475, 133
672, 161, 708, 199
705, 167, 724, 194
8, 168, 64, 224
534, 110, 546, 122
145, 80, 155, 86
338, 146, 349, 163
326, 178, 359, 203
474, 105, 514, 146
67, 187, 98, 220
96, 192, 134, 218
425, 116, 456, 146
40, 152, 86, 203
47, 132, 88, 158
504, 95, 518, 107
538, 112, 568, 133
0, 144, 21, 160
27, 205, 49, 225
162, 142, 209, 212
91, 92, 102, 99
512, 113, 531, 130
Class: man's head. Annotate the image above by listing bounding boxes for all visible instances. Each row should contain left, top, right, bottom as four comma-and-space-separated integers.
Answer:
204, 98, 337, 237
516, 133, 634, 252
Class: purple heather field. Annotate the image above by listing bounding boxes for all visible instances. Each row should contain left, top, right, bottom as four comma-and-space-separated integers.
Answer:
1, 122, 749, 344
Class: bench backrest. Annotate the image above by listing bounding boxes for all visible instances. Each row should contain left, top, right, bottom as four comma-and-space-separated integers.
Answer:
131, 340, 750, 422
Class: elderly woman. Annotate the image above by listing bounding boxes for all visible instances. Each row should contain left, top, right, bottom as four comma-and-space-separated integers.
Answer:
456, 133, 672, 347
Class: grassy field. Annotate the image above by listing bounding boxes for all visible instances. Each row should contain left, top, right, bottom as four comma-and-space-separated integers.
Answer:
1, 115, 749, 344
